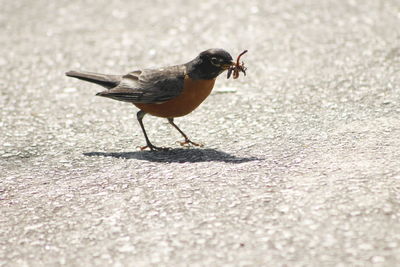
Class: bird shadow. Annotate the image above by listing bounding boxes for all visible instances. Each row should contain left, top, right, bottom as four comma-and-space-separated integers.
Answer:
83, 148, 261, 163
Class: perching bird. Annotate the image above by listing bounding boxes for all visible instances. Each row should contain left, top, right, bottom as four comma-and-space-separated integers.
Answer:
66, 48, 235, 151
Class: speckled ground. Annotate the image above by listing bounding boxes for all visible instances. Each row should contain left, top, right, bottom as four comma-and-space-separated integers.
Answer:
1, 0, 400, 266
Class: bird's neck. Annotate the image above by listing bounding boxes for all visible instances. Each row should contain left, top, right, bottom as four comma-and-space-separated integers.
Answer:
185, 57, 223, 80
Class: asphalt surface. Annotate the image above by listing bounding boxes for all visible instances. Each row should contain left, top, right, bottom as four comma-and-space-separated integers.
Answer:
1, 0, 400, 266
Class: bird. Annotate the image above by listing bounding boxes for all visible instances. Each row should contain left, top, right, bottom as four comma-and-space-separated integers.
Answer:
66, 48, 235, 151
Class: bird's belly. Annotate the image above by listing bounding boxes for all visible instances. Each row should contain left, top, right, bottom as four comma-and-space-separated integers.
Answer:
134, 78, 215, 118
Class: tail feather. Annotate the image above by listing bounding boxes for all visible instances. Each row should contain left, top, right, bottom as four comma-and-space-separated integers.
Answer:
66, 70, 121, 89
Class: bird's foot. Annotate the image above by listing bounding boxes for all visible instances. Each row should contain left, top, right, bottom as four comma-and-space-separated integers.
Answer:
178, 139, 204, 147
139, 144, 170, 151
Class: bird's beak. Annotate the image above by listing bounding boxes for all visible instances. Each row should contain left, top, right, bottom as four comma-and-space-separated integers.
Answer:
222, 61, 235, 70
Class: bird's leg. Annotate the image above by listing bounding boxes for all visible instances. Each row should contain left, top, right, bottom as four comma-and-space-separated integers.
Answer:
137, 111, 168, 151
168, 118, 203, 147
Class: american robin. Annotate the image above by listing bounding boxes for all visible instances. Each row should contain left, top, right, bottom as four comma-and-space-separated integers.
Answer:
66, 48, 235, 151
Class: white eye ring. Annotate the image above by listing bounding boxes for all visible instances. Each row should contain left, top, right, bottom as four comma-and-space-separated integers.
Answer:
211, 57, 219, 65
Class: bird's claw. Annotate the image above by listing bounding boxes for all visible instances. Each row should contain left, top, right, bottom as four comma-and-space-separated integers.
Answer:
178, 139, 204, 147
139, 144, 170, 151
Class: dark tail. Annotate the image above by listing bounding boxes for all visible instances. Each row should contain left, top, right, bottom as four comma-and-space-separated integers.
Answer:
66, 70, 121, 89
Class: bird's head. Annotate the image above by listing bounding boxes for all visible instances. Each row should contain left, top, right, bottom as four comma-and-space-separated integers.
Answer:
187, 48, 235, 79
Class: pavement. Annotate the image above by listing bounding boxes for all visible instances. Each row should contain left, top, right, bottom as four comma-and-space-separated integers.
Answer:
1, 0, 400, 266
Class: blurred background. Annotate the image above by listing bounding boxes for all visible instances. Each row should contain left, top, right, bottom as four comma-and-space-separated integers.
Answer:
1, 0, 400, 266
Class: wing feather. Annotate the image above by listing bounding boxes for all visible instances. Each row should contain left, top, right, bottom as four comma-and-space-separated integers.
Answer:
97, 66, 186, 104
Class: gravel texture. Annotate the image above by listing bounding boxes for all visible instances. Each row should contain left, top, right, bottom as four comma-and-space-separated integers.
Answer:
1, 0, 400, 266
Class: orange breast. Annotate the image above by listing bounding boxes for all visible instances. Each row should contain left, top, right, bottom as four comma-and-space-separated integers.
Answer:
134, 76, 216, 118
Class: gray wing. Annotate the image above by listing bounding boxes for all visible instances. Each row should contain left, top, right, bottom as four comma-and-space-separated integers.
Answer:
96, 65, 186, 104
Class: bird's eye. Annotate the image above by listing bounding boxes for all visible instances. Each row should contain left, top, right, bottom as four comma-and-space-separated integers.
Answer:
211, 57, 219, 65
